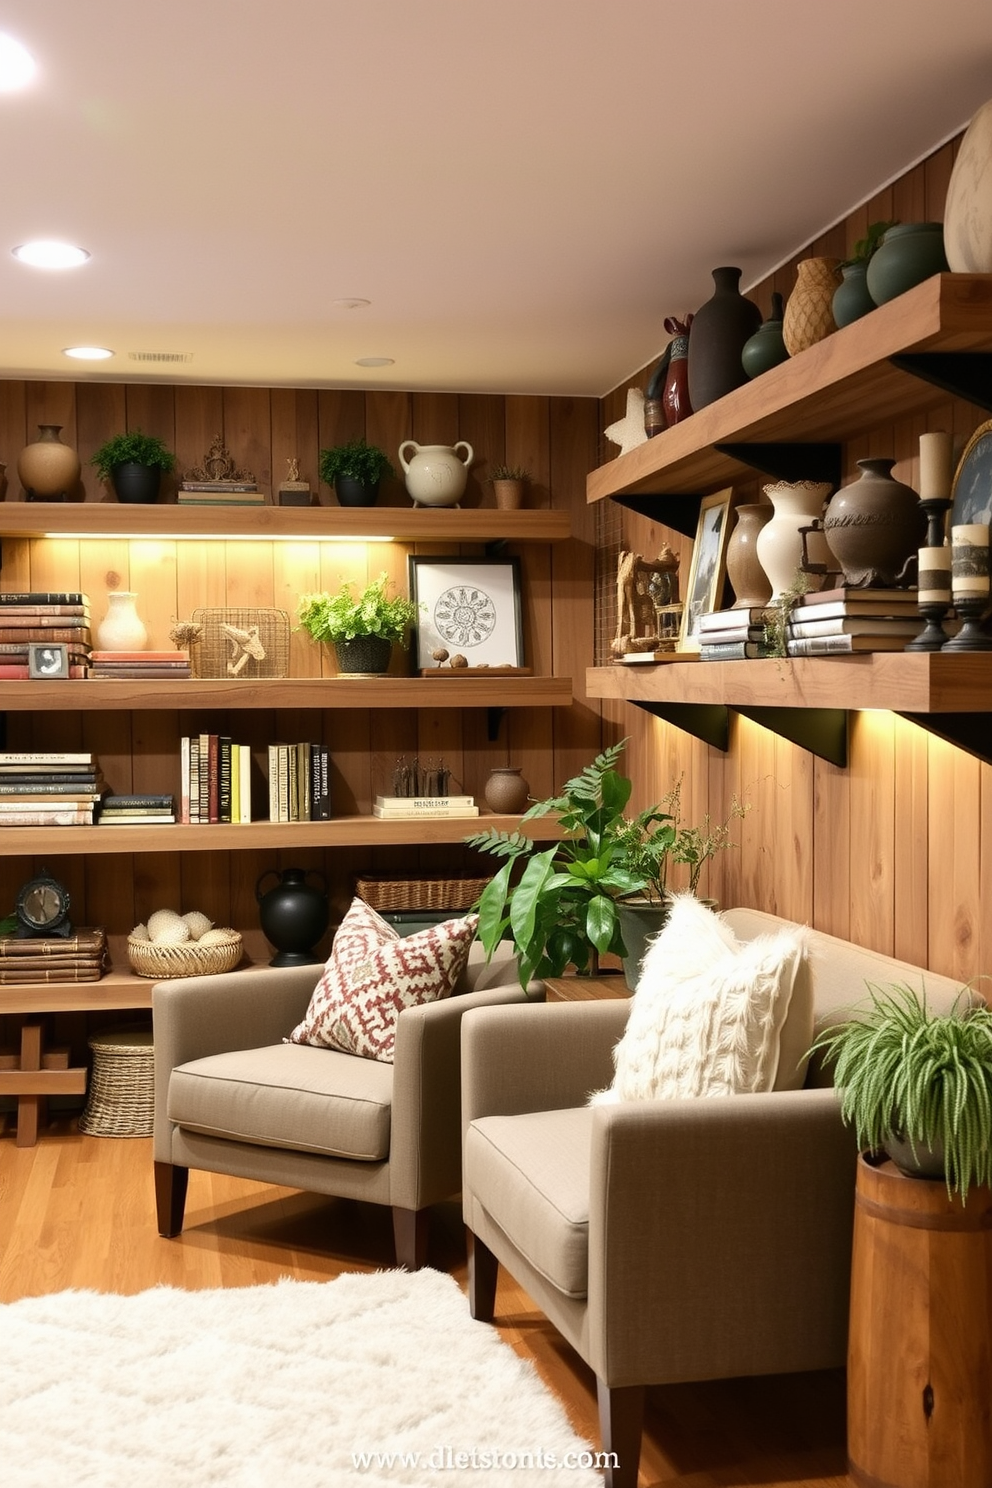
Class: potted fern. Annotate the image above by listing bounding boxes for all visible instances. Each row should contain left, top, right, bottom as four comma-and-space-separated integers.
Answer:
318, 439, 394, 507
812, 981, 992, 1198
297, 573, 420, 675
90, 430, 176, 504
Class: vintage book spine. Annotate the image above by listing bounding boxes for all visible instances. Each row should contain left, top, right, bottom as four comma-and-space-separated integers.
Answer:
197, 732, 211, 822
698, 640, 774, 660
0, 591, 86, 605
372, 803, 481, 818
286, 745, 299, 822
98, 813, 176, 823
0, 792, 102, 806
100, 793, 174, 809
0, 808, 94, 825
789, 615, 924, 639
90, 650, 187, 662
0, 751, 95, 765
295, 742, 311, 821
189, 736, 201, 824
0, 929, 104, 957
175, 496, 267, 506
797, 585, 919, 607
218, 736, 232, 823
267, 744, 279, 823
0, 642, 90, 657
207, 733, 220, 823
0, 966, 104, 984
374, 794, 475, 809
0, 664, 88, 679
786, 633, 912, 655
0, 626, 92, 643
691, 624, 767, 645
0, 604, 90, 618
697, 606, 772, 631
312, 744, 331, 822
277, 746, 290, 823
230, 745, 241, 824
179, 736, 191, 825
0, 613, 91, 627
238, 744, 252, 824
180, 481, 258, 493
88, 667, 191, 679
0, 778, 101, 793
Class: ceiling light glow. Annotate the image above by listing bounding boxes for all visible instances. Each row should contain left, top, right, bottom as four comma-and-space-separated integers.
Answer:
0, 34, 36, 90
13, 240, 90, 269
63, 346, 114, 360
355, 356, 394, 367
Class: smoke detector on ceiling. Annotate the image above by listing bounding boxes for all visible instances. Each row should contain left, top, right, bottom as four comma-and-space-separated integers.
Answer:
127, 350, 193, 363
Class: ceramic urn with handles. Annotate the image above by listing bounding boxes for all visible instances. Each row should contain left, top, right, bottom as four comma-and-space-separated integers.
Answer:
398, 440, 474, 508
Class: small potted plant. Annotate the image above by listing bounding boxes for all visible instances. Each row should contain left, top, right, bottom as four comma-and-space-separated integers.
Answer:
90, 430, 176, 504
318, 439, 394, 508
488, 464, 530, 511
812, 981, 992, 1198
833, 220, 898, 327
297, 573, 421, 675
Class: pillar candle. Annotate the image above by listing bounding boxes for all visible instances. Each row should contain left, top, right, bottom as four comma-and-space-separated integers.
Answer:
951, 524, 991, 597
917, 545, 951, 604
918, 431, 954, 502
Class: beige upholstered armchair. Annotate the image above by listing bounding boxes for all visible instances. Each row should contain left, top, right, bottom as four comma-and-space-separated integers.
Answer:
461, 908, 965, 1488
154, 940, 534, 1270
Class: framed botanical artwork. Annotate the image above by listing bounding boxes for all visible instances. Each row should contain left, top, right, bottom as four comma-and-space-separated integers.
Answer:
951, 418, 992, 528
678, 488, 736, 651
407, 556, 524, 671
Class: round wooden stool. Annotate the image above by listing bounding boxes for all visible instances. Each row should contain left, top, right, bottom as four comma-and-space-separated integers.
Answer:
78, 1026, 155, 1138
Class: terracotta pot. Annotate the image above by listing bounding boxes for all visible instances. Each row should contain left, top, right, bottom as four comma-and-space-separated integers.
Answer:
483, 767, 529, 814
783, 257, 841, 356
823, 458, 926, 588
17, 424, 81, 501
726, 503, 773, 606
492, 479, 525, 511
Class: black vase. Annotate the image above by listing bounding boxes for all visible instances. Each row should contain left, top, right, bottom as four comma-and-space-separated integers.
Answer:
256, 867, 329, 966
335, 635, 392, 674
111, 462, 162, 504
687, 266, 762, 411
335, 475, 379, 507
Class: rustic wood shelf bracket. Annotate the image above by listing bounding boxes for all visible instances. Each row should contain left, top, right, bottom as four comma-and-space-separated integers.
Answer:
735, 706, 848, 767
714, 442, 843, 488
897, 711, 992, 766
889, 352, 992, 412
632, 700, 730, 751
611, 492, 703, 538
487, 706, 506, 741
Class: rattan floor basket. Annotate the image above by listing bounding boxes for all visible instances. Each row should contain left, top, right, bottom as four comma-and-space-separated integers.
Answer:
354, 875, 491, 912
127, 930, 243, 979
78, 1026, 155, 1138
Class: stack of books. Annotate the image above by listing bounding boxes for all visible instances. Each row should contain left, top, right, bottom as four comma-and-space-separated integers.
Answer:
696, 607, 775, 660
178, 480, 266, 507
0, 591, 92, 676
267, 742, 331, 823
785, 586, 925, 656
372, 793, 479, 819
97, 793, 176, 825
89, 649, 192, 679
180, 735, 267, 824
0, 751, 104, 825
0, 925, 108, 985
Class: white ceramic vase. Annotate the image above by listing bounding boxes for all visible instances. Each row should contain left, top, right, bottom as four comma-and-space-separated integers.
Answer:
944, 95, 992, 272
755, 481, 835, 601
398, 440, 473, 508
96, 591, 148, 651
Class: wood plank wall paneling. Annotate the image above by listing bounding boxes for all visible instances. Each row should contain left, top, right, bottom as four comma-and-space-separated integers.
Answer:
0, 385, 602, 959
599, 130, 992, 985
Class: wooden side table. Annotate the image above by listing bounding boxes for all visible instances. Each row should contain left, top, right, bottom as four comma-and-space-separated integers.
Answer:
544, 975, 631, 1002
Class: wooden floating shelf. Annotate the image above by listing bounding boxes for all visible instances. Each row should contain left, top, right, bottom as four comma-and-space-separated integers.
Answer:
587, 273, 992, 504
0, 959, 291, 1014
0, 502, 572, 543
0, 675, 573, 711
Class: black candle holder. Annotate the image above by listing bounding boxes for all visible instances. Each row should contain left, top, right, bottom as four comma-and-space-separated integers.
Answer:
942, 594, 992, 651
919, 495, 952, 550
906, 599, 954, 651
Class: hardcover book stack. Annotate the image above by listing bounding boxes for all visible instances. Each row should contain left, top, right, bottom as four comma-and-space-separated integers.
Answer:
0, 925, 108, 984
785, 587, 926, 656
372, 794, 479, 819
0, 751, 104, 826
97, 793, 176, 825
180, 734, 266, 824
0, 591, 92, 676
267, 742, 331, 823
89, 649, 192, 679
696, 607, 775, 660
178, 480, 265, 507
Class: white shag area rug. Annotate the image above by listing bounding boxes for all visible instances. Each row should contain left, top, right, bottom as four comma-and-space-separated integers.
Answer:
1, 1268, 604, 1487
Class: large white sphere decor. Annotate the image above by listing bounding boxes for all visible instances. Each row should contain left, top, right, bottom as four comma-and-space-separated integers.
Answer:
944, 97, 992, 273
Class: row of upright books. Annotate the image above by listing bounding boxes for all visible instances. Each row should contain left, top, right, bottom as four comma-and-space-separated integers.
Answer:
697, 587, 930, 660
0, 591, 92, 676
268, 743, 332, 823
180, 735, 261, 824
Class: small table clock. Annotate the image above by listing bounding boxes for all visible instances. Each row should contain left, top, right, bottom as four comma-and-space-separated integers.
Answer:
16, 872, 73, 939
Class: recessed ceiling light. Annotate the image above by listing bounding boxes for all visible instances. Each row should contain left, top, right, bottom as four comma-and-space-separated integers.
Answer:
63, 346, 114, 360
13, 240, 90, 269
334, 297, 371, 310
0, 34, 36, 91
355, 356, 394, 367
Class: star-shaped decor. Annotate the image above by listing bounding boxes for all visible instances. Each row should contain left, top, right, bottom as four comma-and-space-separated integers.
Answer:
604, 387, 648, 457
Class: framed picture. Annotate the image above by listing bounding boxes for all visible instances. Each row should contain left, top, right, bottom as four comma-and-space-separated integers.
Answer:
407, 556, 524, 670
678, 488, 736, 651
951, 418, 992, 528
28, 642, 70, 679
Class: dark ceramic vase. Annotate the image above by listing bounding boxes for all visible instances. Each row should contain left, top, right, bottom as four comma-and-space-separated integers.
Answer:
741, 292, 788, 378
687, 267, 761, 411
334, 634, 392, 674
111, 462, 162, 504
256, 867, 330, 966
335, 475, 379, 507
866, 223, 950, 306
483, 766, 529, 814
823, 458, 926, 588
832, 263, 876, 327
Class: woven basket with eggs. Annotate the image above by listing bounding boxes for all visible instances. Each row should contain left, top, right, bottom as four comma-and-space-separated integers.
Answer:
127, 908, 243, 979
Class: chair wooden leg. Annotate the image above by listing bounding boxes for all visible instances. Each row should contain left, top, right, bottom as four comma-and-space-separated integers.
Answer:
392, 1205, 430, 1270
467, 1230, 499, 1321
154, 1160, 189, 1237
596, 1378, 645, 1488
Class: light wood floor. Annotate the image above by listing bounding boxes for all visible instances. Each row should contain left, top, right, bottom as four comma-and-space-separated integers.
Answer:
0, 1121, 852, 1488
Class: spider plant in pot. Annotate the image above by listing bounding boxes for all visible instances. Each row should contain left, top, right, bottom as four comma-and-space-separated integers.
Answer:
297, 573, 421, 675
488, 464, 531, 511
318, 439, 394, 507
90, 430, 176, 504
811, 981, 992, 1199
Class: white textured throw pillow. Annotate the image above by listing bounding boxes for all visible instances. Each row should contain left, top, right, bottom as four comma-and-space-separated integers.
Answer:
594, 894, 810, 1103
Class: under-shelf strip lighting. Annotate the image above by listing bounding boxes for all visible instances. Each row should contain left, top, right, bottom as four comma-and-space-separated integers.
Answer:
46, 532, 397, 543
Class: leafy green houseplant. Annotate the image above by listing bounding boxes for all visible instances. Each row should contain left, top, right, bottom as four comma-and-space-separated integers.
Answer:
318, 439, 394, 508
812, 982, 992, 1198
90, 430, 176, 504
297, 573, 420, 675
488, 464, 531, 511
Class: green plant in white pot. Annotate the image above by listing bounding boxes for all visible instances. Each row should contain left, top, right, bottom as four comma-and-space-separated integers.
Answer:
812, 982, 992, 1199
297, 573, 420, 675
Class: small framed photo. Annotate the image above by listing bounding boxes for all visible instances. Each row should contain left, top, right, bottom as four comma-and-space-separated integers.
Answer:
678, 488, 736, 651
407, 556, 524, 670
28, 643, 70, 679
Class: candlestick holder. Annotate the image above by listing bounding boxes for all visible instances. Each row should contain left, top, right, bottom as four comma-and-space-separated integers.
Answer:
918, 495, 952, 550
942, 594, 992, 650
906, 599, 954, 651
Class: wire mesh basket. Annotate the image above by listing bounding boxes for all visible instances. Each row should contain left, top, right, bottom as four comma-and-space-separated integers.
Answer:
190, 607, 290, 679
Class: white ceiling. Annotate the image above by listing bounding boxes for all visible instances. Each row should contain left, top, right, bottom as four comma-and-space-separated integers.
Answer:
1, 0, 990, 398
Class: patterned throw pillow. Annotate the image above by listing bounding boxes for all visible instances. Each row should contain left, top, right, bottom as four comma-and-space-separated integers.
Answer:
592, 894, 810, 1103
287, 897, 479, 1063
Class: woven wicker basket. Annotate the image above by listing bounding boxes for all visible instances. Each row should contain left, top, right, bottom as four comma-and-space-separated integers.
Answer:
78, 1027, 155, 1138
127, 930, 243, 979
355, 875, 490, 912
